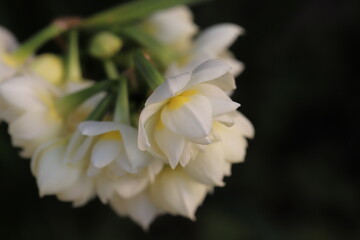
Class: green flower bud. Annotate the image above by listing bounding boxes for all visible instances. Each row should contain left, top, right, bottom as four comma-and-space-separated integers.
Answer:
89, 32, 123, 59
29, 53, 64, 85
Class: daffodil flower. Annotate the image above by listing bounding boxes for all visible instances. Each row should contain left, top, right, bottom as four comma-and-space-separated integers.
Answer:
143, 6, 198, 52
138, 59, 240, 168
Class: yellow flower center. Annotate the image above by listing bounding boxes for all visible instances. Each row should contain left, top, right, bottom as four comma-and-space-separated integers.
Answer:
100, 131, 122, 141
166, 89, 197, 110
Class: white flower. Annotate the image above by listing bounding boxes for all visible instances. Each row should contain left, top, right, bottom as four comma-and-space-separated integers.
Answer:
78, 121, 163, 203
166, 23, 245, 77
138, 59, 240, 168
143, 6, 198, 52
0, 75, 100, 157
0, 25, 19, 80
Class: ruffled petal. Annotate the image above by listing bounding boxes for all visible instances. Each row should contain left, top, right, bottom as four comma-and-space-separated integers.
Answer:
161, 94, 212, 139
154, 125, 186, 168
184, 143, 227, 186
150, 168, 208, 220
195, 83, 240, 116
110, 191, 163, 230
145, 72, 192, 106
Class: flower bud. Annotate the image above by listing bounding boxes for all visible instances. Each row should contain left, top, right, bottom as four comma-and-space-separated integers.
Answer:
29, 53, 64, 85
89, 32, 123, 59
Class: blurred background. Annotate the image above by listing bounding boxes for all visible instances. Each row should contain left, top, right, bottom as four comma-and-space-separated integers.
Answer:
0, 0, 359, 239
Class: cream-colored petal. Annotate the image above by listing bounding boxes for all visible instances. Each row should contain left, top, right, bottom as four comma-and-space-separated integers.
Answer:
186, 60, 231, 90
145, 72, 192, 106
0, 25, 18, 52
95, 176, 115, 203
79, 121, 121, 136
57, 174, 94, 207
150, 168, 208, 219
138, 102, 165, 150
154, 126, 186, 168
113, 174, 149, 199
193, 23, 244, 56
184, 143, 226, 186
118, 124, 151, 170
195, 83, 240, 116
110, 191, 163, 230
32, 140, 81, 196
161, 94, 212, 139
91, 139, 120, 168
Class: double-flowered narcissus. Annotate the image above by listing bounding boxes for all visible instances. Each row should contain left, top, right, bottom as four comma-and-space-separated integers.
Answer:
0, 0, 254, 231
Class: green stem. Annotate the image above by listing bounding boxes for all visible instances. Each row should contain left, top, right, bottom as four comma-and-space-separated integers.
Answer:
103, 60, 119, 80
80, 0, 209, 29
114, 75, 130, 124
65, 30, 82, 82
119, 26, 176, 68
134, 50, 165, 90
87, 92, 116, 121
56, 80, 116, 116
10, 23, 66, 65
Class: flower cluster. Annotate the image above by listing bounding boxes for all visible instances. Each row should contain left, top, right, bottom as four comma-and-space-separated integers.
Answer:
0, 1, 253, 230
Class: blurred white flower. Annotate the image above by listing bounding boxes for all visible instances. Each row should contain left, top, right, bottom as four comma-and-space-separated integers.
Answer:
143, 6, 198, 52
138, 59, 240, 168
167, 23, 245, 77
0, 75, 100, 157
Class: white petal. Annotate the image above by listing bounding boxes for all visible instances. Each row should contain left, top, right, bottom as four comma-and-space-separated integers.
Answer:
161, 94, 212, 139
114, 174, 149, 199
186, 59, 231, 89
233, 111, 255, 139
57, 174, 94, 207
110, 191, 163, 230
91, 139, 120, 168
118, 124, 151, 170
138, 102, 164, 150
150, 168, 208, 219
147, 160, 164, 182
145, 72, 192, 106
79, 121, 121, 136
32, 140, 81, 196
195, 83, 240, 116
184, 143, 226, 186
193, 23, 244, 56
0, 25, 18, 52
221, 54, 245, 77
95, 177, 115, 203
208, 72, 237, 92
154, 126, 186, 168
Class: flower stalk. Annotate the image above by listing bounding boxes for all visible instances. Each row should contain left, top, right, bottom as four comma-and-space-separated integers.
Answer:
133, 50, 165, 90
65, 30, 82, 82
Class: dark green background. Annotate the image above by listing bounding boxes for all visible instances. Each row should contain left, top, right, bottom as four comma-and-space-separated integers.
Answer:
0, 0, 359, 239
